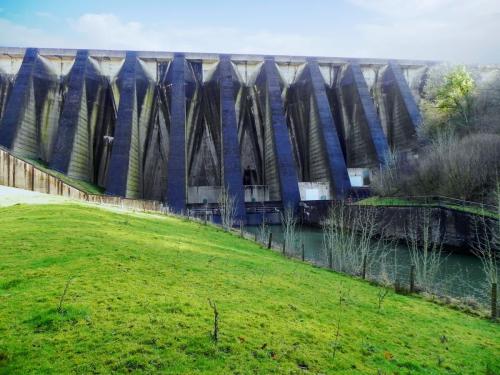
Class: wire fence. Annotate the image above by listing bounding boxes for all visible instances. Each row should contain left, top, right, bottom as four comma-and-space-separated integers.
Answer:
240, 226, 497, 318
1, 147, 496, 318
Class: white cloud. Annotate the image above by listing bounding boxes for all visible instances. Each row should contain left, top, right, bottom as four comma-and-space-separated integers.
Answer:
0, 12, 335, 57
0, 18, 67, 48
68, 13, 163, 50
350, 0, 500, 17
0, 8, 499, 63
66, 13, 328, 56
348, 0, 500, 63
350, 0, 456, 16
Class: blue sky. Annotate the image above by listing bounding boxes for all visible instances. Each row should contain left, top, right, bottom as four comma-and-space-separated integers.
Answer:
0, 0, 499, 63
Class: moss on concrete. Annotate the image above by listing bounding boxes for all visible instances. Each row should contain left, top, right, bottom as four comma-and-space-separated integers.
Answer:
25, 157, 104, 195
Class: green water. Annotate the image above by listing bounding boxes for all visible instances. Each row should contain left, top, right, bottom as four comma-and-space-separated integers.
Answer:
246, 225, 488, 305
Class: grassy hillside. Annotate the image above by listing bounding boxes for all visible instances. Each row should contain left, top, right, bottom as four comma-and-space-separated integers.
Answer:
0, 204, 498, 374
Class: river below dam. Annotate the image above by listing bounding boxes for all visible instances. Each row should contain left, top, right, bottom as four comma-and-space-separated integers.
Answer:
246, 225, 488, 306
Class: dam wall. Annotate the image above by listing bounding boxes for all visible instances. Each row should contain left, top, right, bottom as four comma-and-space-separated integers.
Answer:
0, 47, 433, 216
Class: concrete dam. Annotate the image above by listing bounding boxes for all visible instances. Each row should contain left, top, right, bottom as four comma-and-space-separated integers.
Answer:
0, 47, 428, 220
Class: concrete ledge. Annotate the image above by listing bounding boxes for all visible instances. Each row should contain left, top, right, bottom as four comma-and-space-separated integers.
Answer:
0, 46, 438, 66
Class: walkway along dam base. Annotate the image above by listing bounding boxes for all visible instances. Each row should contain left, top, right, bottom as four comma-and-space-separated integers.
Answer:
0, 47, 431, 222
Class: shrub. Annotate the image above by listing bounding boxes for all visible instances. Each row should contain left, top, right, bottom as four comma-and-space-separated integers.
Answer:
372, 133, 500, 203
420, 65, 500, 140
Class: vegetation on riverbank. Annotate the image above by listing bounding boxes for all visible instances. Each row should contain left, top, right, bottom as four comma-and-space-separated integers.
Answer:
358, 196, 499, 219
0, 204, 498, 374
372, 66, 500, 206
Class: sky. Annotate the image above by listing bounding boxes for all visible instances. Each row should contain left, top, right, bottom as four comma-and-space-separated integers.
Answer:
0, 0, 499, 63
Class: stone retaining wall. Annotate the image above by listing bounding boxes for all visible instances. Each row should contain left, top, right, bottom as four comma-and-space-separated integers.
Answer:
300, 200, 498, 251
0, 147, 165, 213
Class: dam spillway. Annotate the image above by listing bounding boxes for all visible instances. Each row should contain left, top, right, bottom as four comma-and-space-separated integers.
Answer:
0, 47, 428, 219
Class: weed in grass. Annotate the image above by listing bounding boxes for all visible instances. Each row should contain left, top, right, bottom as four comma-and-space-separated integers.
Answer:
58, 276, 75, 313
0, 278, 22, 290
332, 285, 350, 364
26, 307, 89, 332
377, 287, 390, 313
208, 299, 219, 344
361, 340, 377, 357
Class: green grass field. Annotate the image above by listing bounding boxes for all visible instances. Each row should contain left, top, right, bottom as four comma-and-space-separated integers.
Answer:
0, 204, 498, 374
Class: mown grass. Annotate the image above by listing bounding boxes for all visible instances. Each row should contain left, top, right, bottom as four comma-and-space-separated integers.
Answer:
358, 196, 499, 219
0, 204, 498, 374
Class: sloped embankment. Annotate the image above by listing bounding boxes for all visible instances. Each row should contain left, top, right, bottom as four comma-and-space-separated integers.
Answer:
0, 204, 498, 374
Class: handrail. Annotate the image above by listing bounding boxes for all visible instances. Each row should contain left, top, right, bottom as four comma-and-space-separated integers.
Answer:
362, 195, 498, 218
404, 195, 497, 212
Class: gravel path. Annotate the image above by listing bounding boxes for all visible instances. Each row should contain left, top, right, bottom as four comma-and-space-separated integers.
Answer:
0, 186, 70, 207
0, 185, 171, 222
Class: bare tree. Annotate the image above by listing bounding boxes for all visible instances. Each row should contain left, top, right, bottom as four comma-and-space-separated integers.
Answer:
332, 284, 350, 364
208, 299, 219, 343
372, 131, 500, 204
371, 150, 405, 197
218, 186, 237, 231
281, 204, 298, 256
322, 203, 390, 277
405, 208, 445, 293
58, 276, 75, 314
353, 206, 390, 279
377, 285, 390, 313
257, 201, 270, 244
472, 183, 499, 320
322, 201, 355, 271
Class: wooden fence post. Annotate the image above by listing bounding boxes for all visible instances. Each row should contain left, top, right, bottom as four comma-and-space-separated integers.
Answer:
301, 243, 305, 262
362, 254, 367, 279
409, 265, 416, 293
267, 232, 273, 249
492, 283, 498, 321
394, 278, 401, 294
